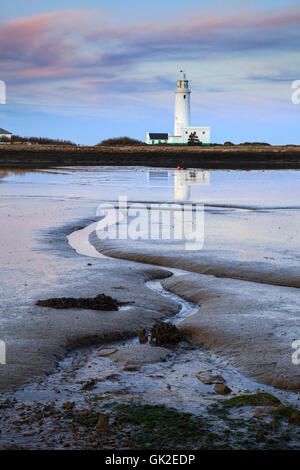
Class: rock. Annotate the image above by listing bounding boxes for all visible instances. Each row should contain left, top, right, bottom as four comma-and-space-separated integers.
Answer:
110, 344, 170, 365
102, 373, 120, 382
62, 401, 75, 410
150, 322, 182, 347
95, 414, 109, 433
139, 328, 148, 344
289, 412, 300, 425
81, 379, 97, 391
254, 406, 276, 417
196, 374, 214, 385
214, 383, 232, 395
123, 365, 140, 372
196, 371, 226, 385
3, 445, 27, 450
213, 375, 227, 384
98, 347, 117, 357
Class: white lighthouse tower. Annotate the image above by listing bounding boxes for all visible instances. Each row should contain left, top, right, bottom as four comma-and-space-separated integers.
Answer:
145, 70, 210, 145
174, 70, 191, 136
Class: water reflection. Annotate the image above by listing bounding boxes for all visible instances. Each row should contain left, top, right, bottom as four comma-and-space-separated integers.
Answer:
146, 169, 210, 201
0, 168, 40, 178
174, 170, 210, 200
146, 170, 171, 182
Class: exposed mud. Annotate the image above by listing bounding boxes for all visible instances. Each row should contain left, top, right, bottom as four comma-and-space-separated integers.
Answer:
90, 232, 300, 391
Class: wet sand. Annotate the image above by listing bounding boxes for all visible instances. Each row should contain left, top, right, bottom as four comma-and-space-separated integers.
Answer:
0, 167, 299, 449
0, 177, 180, 392
0, 237, 299, 449
89, 199, 300, 391
1, 168, 299, 393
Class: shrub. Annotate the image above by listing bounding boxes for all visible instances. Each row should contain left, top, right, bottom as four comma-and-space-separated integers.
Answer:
0, 136, 10, 143
98, 136, 144, 146
239, 142, 271, 146
11, 135, 76, 145
187, 132, 201, 146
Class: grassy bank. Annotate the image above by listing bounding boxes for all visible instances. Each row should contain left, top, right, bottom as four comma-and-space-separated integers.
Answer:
1, 144, 300, 169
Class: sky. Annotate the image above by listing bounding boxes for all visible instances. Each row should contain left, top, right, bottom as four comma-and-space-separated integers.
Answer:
0, 0, 299, 145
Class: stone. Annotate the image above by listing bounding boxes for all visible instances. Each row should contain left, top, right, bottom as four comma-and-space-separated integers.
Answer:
213, 375, 227, 384
196, 371, 226, 385
123, 365, 140, 372
214, 383, 232, 395
81, 379, 97, 391
62, 401, 75, 410
98, 347, 117, 357
96, 414, 109, 433
289, 412, 300, 425
139, 328, 148, 344
254, 406, 276, 417
110, 344, 170, 365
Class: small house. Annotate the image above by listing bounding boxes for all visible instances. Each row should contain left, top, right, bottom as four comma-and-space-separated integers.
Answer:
0, 128, 12, 141
145, 132, 169, 145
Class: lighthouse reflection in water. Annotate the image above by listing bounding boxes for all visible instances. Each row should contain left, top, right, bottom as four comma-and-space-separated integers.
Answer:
147, 169, 210, 201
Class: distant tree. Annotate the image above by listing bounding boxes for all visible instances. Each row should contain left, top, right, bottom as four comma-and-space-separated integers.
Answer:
187, 132, 201, 146
11, 135, 76, 145
0, 136, 10, 143
239, 142, 271, 146
98, 136, 144, 146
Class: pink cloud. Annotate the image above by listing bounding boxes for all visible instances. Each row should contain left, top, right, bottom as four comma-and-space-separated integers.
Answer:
0, 3, 299, 103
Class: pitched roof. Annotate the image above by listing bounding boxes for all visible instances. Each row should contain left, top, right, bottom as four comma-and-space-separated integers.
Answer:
0, 128, 12, 134
148, 133, 168, 140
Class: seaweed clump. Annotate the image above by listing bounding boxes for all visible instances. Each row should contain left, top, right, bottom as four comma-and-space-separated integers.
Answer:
36, 293, 120, 311
150, 322, 182, 347
223, 392, 281, 408
114, 403, 210, 449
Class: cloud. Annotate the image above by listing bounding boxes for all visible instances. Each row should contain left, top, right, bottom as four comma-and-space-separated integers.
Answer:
247, 74, 298, 83
0, 3, 299, 108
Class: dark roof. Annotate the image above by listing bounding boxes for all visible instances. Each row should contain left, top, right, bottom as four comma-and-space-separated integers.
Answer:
0, 128, 12, 134
149, 133, 168, 140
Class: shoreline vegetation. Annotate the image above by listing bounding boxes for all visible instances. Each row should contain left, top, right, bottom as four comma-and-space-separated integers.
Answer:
1, 142, 300, 169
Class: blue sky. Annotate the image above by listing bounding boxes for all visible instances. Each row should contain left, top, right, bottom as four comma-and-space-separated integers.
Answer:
1, 0, 299, 144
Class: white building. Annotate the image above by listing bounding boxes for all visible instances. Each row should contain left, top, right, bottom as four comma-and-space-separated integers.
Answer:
146, 71, 210, 145
0, 128, 12, 141
145, 132, 169, 145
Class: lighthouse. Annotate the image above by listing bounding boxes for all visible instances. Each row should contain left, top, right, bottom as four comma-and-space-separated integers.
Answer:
145, 70, 210, 145
174, 71, 191, 136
